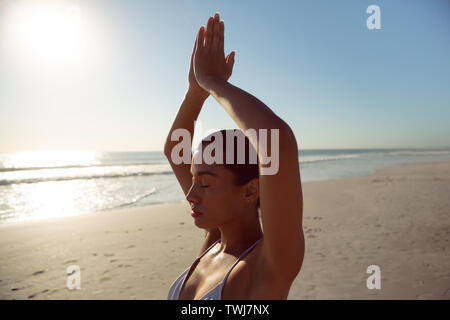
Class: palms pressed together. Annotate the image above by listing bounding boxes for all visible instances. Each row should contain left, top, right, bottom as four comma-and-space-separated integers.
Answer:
188, 13, 235, 99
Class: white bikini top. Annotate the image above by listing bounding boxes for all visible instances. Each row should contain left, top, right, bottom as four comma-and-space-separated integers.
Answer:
167, 237, 262, 300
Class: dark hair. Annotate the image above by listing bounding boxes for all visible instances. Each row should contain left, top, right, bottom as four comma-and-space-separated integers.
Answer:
199, 129, 260, 208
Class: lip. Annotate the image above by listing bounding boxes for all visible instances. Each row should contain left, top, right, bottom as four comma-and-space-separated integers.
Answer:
191, 209, 202, 218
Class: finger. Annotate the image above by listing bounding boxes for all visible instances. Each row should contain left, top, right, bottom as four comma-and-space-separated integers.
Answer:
225, 51, 235, 79
192, 28, 198, 55
191, 33, 196, 66
205, 16, 214, 51
226, 51, 235, 69
219, 20, 224, 54
230, 51, 235, 68
195, 25, 205, 54
212, 13, 220, 53
225, 52, 231, 64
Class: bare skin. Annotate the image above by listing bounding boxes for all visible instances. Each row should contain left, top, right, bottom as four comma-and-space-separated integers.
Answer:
164, 13, 304, 300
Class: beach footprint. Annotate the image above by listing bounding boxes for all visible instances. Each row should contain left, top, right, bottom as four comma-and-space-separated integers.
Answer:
32, 270, 45, 276
11, 287, 25, 292
63, 259, 78, 265
118, 264, 132, 268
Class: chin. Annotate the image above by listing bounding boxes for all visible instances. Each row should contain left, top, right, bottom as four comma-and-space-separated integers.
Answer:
193, 219, 207, 229
194, 219, 216, 231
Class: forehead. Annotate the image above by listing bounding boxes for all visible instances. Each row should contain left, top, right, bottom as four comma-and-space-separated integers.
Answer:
190, 148, 235, 179
190, 162, 232, 179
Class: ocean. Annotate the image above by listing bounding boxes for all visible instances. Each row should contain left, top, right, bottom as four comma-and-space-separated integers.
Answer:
1, 148, 449, 224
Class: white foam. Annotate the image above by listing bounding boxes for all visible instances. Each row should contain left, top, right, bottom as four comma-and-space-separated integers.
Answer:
299, 154, 360, 164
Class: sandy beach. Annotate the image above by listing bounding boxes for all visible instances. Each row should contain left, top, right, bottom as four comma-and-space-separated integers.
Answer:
1, 159, 449, 300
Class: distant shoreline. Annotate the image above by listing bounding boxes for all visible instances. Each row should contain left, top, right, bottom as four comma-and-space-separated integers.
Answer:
2, 156, 449, 226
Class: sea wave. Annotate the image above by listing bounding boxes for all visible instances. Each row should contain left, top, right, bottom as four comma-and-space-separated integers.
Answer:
0, 162, 168, 173
299, 154, 360, 164
109, 187, 158, 210
388, 151, 450, 156
0, 165, 173, 186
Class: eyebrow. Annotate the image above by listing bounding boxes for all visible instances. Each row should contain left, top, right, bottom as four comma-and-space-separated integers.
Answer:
190, 170, 218, 177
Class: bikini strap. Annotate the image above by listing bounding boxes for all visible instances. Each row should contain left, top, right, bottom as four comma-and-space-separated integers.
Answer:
222, 237, 263, 283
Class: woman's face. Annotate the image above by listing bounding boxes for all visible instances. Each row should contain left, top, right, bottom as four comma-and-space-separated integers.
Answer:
186, 161, 244, 230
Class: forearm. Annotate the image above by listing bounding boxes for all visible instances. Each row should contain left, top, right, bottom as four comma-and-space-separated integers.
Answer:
164, 91, 206, 155
206, 78, 289, 133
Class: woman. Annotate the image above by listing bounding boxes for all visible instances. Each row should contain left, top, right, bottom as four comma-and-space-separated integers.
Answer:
164, 13, 304, 300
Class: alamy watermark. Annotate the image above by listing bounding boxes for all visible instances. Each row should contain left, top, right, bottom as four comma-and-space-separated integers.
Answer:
366, 5, 381, 30
366, 265, 381, 289
66, 265, 81, 290
169, 120, 280, 175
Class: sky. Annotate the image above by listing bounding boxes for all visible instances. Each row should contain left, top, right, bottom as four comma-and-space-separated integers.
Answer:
0, 0, 449, 152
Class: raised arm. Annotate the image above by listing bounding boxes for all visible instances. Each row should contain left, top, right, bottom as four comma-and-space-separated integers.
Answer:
163, 41, 218, 246
164, 25, 233, 246
164, 21, 234, 195
164, 32, 209, 196
193, 14, 304, 281
164, 96, 202, 194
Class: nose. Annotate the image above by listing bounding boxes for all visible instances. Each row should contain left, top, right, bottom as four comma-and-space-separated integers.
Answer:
186, 184, 200, 205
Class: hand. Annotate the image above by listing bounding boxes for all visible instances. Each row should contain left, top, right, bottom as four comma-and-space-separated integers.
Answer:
193, 13, 235, 92
188, 35, 209, 101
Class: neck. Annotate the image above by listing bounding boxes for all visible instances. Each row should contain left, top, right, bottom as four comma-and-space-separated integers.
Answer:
217, 208, 263, 256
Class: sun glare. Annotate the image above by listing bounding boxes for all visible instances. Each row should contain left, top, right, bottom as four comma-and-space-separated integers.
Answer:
7, 2, 86, 66
3, 150, 100, 169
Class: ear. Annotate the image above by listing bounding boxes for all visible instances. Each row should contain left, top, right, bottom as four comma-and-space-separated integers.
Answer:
243, 178, 259, 204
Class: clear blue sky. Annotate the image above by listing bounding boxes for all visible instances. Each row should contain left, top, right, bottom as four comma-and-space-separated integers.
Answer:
0, 0, 449, 152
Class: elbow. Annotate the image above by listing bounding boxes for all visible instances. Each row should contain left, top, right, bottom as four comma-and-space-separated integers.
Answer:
163, 143, 170, 157
271, 117, 295, 141
277, 121, 298, 153
163, 144, 169, 158
163, 136, 174, 157
163, 145, 173, 161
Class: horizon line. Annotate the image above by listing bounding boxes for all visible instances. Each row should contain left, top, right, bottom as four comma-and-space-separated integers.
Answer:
1, 146, 450, 154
